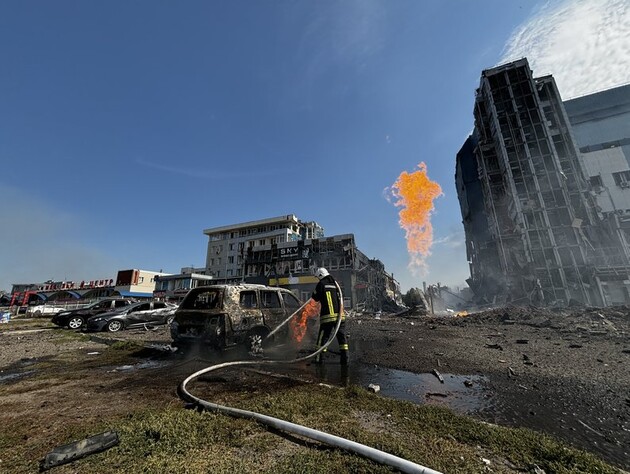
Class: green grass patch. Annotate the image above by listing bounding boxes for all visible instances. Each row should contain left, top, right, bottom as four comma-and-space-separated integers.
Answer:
7, 384, 620, 474
0, 317, 54, 331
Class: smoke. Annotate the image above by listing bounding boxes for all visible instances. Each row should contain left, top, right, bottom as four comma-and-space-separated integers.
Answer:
388, 163, 443, 275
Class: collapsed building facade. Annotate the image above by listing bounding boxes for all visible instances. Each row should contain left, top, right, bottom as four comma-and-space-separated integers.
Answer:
456, 58, 630, 307
203, 215, 402, 311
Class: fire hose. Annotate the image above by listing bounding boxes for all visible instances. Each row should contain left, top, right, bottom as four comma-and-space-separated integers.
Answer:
177, 286, 442, 474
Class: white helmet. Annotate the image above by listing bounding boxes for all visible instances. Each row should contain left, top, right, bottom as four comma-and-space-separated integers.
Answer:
315, 267, 329, 279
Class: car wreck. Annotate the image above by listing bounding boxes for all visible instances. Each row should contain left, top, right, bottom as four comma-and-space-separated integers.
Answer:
171, 284, 303, 351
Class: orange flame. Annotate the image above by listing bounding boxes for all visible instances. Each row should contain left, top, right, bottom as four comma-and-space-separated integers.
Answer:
290, 299, 320, 344
391, 162, 443, 272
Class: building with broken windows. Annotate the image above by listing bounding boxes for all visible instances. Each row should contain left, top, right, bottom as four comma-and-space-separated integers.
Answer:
203, 215, 324, 281
456, 58, 630, 307
202, 215, 401, 311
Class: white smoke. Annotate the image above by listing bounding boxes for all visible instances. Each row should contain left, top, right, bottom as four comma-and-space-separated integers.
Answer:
501, 0, 630, 99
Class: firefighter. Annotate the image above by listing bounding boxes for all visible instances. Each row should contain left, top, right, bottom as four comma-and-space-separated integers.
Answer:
311, 267, 349, 365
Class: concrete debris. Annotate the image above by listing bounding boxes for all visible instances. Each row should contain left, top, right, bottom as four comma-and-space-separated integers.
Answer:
485, 343, 503, 351
39, 431, 119, 471
432, 369, 444, 383
367, 383, 380, 393
426, 392, 447, 398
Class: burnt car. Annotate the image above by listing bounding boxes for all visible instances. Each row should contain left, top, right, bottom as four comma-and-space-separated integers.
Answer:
171, 284, 303, 350
85, 301, 178, 332
52, 298, 135, 329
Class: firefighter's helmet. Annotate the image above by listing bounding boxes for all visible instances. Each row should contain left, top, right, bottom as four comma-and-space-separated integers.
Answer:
315, 267, 329, 279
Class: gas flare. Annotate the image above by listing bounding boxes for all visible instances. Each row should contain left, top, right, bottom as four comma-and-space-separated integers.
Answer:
290, 299, 320, 344
390, 162, 443, 273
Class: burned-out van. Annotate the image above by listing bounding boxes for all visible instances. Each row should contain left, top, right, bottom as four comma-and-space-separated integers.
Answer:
170, 284, 303, 350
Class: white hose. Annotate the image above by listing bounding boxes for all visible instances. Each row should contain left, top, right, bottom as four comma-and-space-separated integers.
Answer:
177, 288, 442, 474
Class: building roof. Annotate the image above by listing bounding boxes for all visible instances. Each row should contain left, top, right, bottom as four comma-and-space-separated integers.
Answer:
203, 214, 299, 235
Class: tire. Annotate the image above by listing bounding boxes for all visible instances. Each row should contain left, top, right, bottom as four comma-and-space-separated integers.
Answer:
68, 317, 84, 330
106, 320, 123, 332
34, 310, 42, 317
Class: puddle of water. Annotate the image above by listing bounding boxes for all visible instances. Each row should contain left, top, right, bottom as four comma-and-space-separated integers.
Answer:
279, 362, 491, 415
0, 370, 35, 383
108, 360, 170, 372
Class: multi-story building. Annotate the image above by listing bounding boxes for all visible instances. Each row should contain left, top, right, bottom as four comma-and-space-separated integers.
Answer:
202, 215, 401, 311
456, 58, 630, 306
244, 233, 401, 311
565, 84, 630, 216
203, 215, 324, 281
153, 270, 214, 301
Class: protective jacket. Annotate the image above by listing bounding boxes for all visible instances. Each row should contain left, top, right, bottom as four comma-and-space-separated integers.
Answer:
311, 275, 343, 323
311, 274, 348, 364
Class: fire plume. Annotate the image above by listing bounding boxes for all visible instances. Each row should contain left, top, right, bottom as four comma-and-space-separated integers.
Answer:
390, 162, 443, 272
290, 299, 320, 344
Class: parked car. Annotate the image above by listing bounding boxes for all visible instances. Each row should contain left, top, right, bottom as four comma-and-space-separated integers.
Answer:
52, 298, 136, 329
27, 304, 72, 317
171, 284, 303, 351
85, 301, 178, 332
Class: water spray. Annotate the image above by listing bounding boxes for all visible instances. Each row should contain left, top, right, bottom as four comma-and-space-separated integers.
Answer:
177, 284, 442, 474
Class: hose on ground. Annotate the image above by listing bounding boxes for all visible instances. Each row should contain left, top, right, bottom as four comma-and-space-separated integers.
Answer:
177, 287, 442, 474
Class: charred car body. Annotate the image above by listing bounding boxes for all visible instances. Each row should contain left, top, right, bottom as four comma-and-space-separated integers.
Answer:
85, 301, 178, 332
171, 284, 303, 350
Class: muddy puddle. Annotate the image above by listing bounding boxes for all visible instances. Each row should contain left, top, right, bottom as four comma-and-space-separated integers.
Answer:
277, 362, 492, 415
106, 360, 171, 372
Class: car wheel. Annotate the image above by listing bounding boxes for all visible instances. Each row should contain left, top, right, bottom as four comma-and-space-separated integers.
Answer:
34, 310, 42, 317
68, 317, 84, 329
107, 320, 123, 332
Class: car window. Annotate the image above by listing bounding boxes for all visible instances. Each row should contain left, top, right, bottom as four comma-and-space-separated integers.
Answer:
114, 300, 128, 308
132, 303, 151, 312
261, 291, 281, 309
154, 302, 166, 309
181, 290, 222, 310
239, 291, 258, 309
282, 292, 302, 311
97, 301, 111, 309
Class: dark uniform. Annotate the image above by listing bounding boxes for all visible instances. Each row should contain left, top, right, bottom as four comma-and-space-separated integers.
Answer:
311, 274, 349, 364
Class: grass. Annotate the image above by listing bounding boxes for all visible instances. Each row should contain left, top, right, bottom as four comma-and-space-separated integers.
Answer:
7, 384, 621, 474
0, 317, 55, 331
0, 336, 623, 474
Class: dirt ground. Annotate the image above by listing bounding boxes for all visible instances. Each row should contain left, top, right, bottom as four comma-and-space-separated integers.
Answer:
1, 305, 629, 471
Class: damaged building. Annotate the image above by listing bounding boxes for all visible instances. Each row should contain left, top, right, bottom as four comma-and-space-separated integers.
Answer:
456, 58, 630, 307
203, 215, 402, 311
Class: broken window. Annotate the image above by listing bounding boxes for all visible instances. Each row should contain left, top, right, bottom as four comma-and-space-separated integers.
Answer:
182, 290, 222, 310
260, 291, 281, 309
239, 291, 258, 309
612, 171, 630, 187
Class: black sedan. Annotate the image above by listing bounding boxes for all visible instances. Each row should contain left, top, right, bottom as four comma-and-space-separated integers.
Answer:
85, 301, 177, 332
52, 298, 136, 329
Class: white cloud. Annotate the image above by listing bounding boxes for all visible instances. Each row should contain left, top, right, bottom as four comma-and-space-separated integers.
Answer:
501, 0, 630, 98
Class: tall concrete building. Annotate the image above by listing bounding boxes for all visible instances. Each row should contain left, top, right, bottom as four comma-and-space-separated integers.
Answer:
203, 215, 324, 281
456, 58, 630, 306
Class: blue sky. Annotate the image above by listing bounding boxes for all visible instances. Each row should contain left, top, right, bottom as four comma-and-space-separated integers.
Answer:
1, 0, 627, 293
